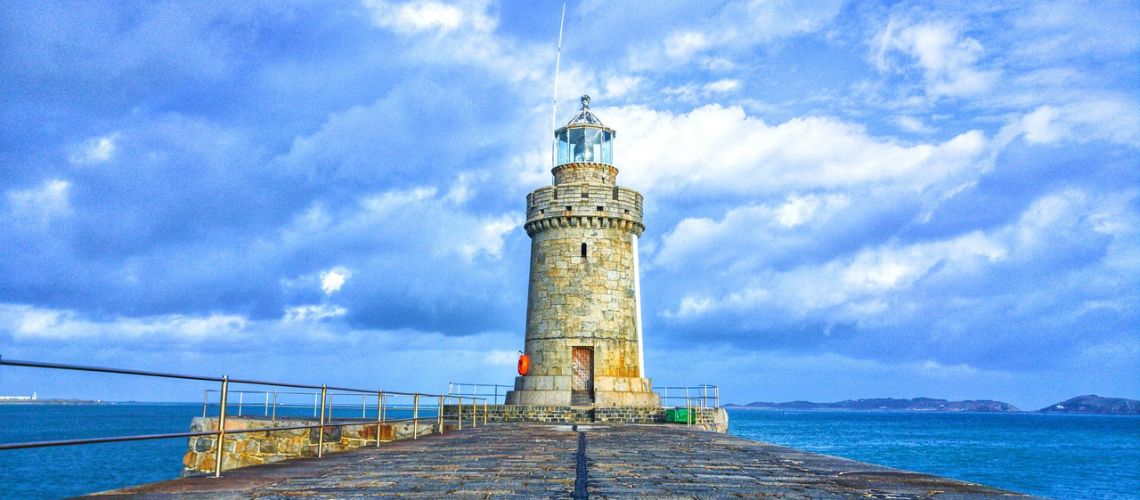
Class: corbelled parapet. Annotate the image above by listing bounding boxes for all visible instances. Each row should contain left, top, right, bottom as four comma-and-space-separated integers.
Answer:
524, 172, 644, 237
507, 95, 659, 408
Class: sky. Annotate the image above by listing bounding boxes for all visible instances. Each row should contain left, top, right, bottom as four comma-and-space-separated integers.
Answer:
1, 0, 1137, 410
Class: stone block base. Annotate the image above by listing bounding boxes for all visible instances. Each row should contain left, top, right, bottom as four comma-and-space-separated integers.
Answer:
506, 375, 660, 408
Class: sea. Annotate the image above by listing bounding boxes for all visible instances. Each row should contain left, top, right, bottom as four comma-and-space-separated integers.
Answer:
0, 404, 1137, 499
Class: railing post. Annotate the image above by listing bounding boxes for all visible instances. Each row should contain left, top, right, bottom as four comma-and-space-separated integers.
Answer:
317, 385, 327, 458
361, 394, 367, 418
202, 389, 208, 418
484, 398, 488, 425
412, 393, 420, 439
457, 396, 463, 431
238, 391, 244, 417
271, 391, 278, 423
471, 397, 476, 428
264, 391, 269, 417
380, 391, 389, 451
213, 376, 229, 478
437, 395, 444, 434
679, 396, 688, 428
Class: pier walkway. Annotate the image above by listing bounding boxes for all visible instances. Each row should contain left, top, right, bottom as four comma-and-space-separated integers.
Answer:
99, 423, 1029, 498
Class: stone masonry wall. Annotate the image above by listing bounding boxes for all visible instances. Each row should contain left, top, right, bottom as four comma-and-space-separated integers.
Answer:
182, 416, 435, 474
442, 404, 727, 431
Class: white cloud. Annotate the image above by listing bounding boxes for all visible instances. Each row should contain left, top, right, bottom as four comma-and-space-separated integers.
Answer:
1, 304, 248, 341
657, 184, 1138, 332
284, 304, 348, 322
776, 193, 849, 228
362, 0, 493, 35
601, 75, 643, 99
604, 103, 988, 196
68, 132, 119, 165
664, 31, 711, 62
664, 227, 1008, 322
1016, 100, 1140, 147
5, 179, 72, 226
876, 20, 998, 99
455, 215, 520, 261
627, 0, 842, 73
703, 79, 741, 93
320, 267, 351, 295
895, 115, 934, 134
358, 0, 556, 88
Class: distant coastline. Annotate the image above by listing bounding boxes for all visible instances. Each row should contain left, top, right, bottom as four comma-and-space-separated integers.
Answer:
0, 398, 102, 405
725, 394, 1140, 415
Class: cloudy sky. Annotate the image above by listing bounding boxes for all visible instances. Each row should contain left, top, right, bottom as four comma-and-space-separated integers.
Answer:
1, 0, 1137, 410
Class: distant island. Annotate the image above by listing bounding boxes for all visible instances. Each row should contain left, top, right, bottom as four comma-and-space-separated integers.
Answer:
726, 397, 1019, 412
1037, 395, 1140, 415
726, 394, 1140, 415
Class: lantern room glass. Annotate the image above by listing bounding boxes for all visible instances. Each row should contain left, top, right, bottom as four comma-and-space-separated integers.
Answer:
554, 127, 613, 166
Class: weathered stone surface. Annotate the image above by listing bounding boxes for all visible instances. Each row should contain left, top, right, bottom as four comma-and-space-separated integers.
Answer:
180, 416, 436, 475
101, 424, 1034, 498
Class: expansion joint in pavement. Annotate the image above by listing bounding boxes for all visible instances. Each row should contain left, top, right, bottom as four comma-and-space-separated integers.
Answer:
572, 426, 589, 499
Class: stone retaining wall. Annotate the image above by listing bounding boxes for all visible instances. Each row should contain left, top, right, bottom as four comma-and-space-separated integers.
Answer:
442, 405, 727, 431
182, 416, 435, 474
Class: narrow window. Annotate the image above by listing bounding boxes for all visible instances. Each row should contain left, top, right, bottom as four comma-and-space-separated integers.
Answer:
565, 206, 572, 212
554, 188, 559, 199
612, 187, 619, 200
581, 191, 588, 198
596, 206, 604, 212
581, 243, 587, 258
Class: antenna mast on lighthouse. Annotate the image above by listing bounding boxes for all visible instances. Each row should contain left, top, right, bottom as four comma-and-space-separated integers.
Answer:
551, 2, 566, 168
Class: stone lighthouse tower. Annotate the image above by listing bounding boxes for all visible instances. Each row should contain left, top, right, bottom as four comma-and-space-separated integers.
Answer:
506, 96, 660, 408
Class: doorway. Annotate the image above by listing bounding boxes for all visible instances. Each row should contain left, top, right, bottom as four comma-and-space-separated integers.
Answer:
571, 346, 594, 405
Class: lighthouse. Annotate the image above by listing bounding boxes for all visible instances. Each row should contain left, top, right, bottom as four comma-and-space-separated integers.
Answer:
506, 96, 660, 408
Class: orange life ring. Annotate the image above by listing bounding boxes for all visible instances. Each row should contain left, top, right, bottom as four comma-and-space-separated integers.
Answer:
518, 353, 530, 376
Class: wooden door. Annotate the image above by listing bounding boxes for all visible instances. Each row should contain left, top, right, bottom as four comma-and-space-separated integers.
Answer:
571, 347, 594, 393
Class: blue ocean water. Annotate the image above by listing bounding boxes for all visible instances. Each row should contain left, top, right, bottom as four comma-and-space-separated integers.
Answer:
729, 409, 1140, 499
1, 404, 1137, 498
0, 403, 428, 499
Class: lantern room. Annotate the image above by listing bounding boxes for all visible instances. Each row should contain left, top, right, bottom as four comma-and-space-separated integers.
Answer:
553, 95, 615, 166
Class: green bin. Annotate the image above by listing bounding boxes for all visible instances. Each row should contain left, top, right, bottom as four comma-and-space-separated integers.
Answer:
665, 408, 691, 424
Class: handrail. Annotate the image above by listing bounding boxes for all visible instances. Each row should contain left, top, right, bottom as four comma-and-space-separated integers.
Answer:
447, 381, 512, 405
654, 384, 721, 410
0, 358, 487, 477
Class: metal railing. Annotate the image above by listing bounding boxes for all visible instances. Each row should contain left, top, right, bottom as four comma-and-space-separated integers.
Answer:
0, 358, 487, 478
655, 384, 720, 409
655, 384, 721, 427
447, 382, 512, 405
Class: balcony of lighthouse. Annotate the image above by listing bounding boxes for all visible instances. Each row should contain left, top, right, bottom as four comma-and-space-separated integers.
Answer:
523, 184, 644, 237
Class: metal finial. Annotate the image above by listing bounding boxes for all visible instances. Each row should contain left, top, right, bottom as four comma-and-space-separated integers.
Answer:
580, 95, 591, 109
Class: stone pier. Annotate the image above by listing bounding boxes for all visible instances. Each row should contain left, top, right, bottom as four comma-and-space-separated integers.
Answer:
99, 423, 1033, 498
